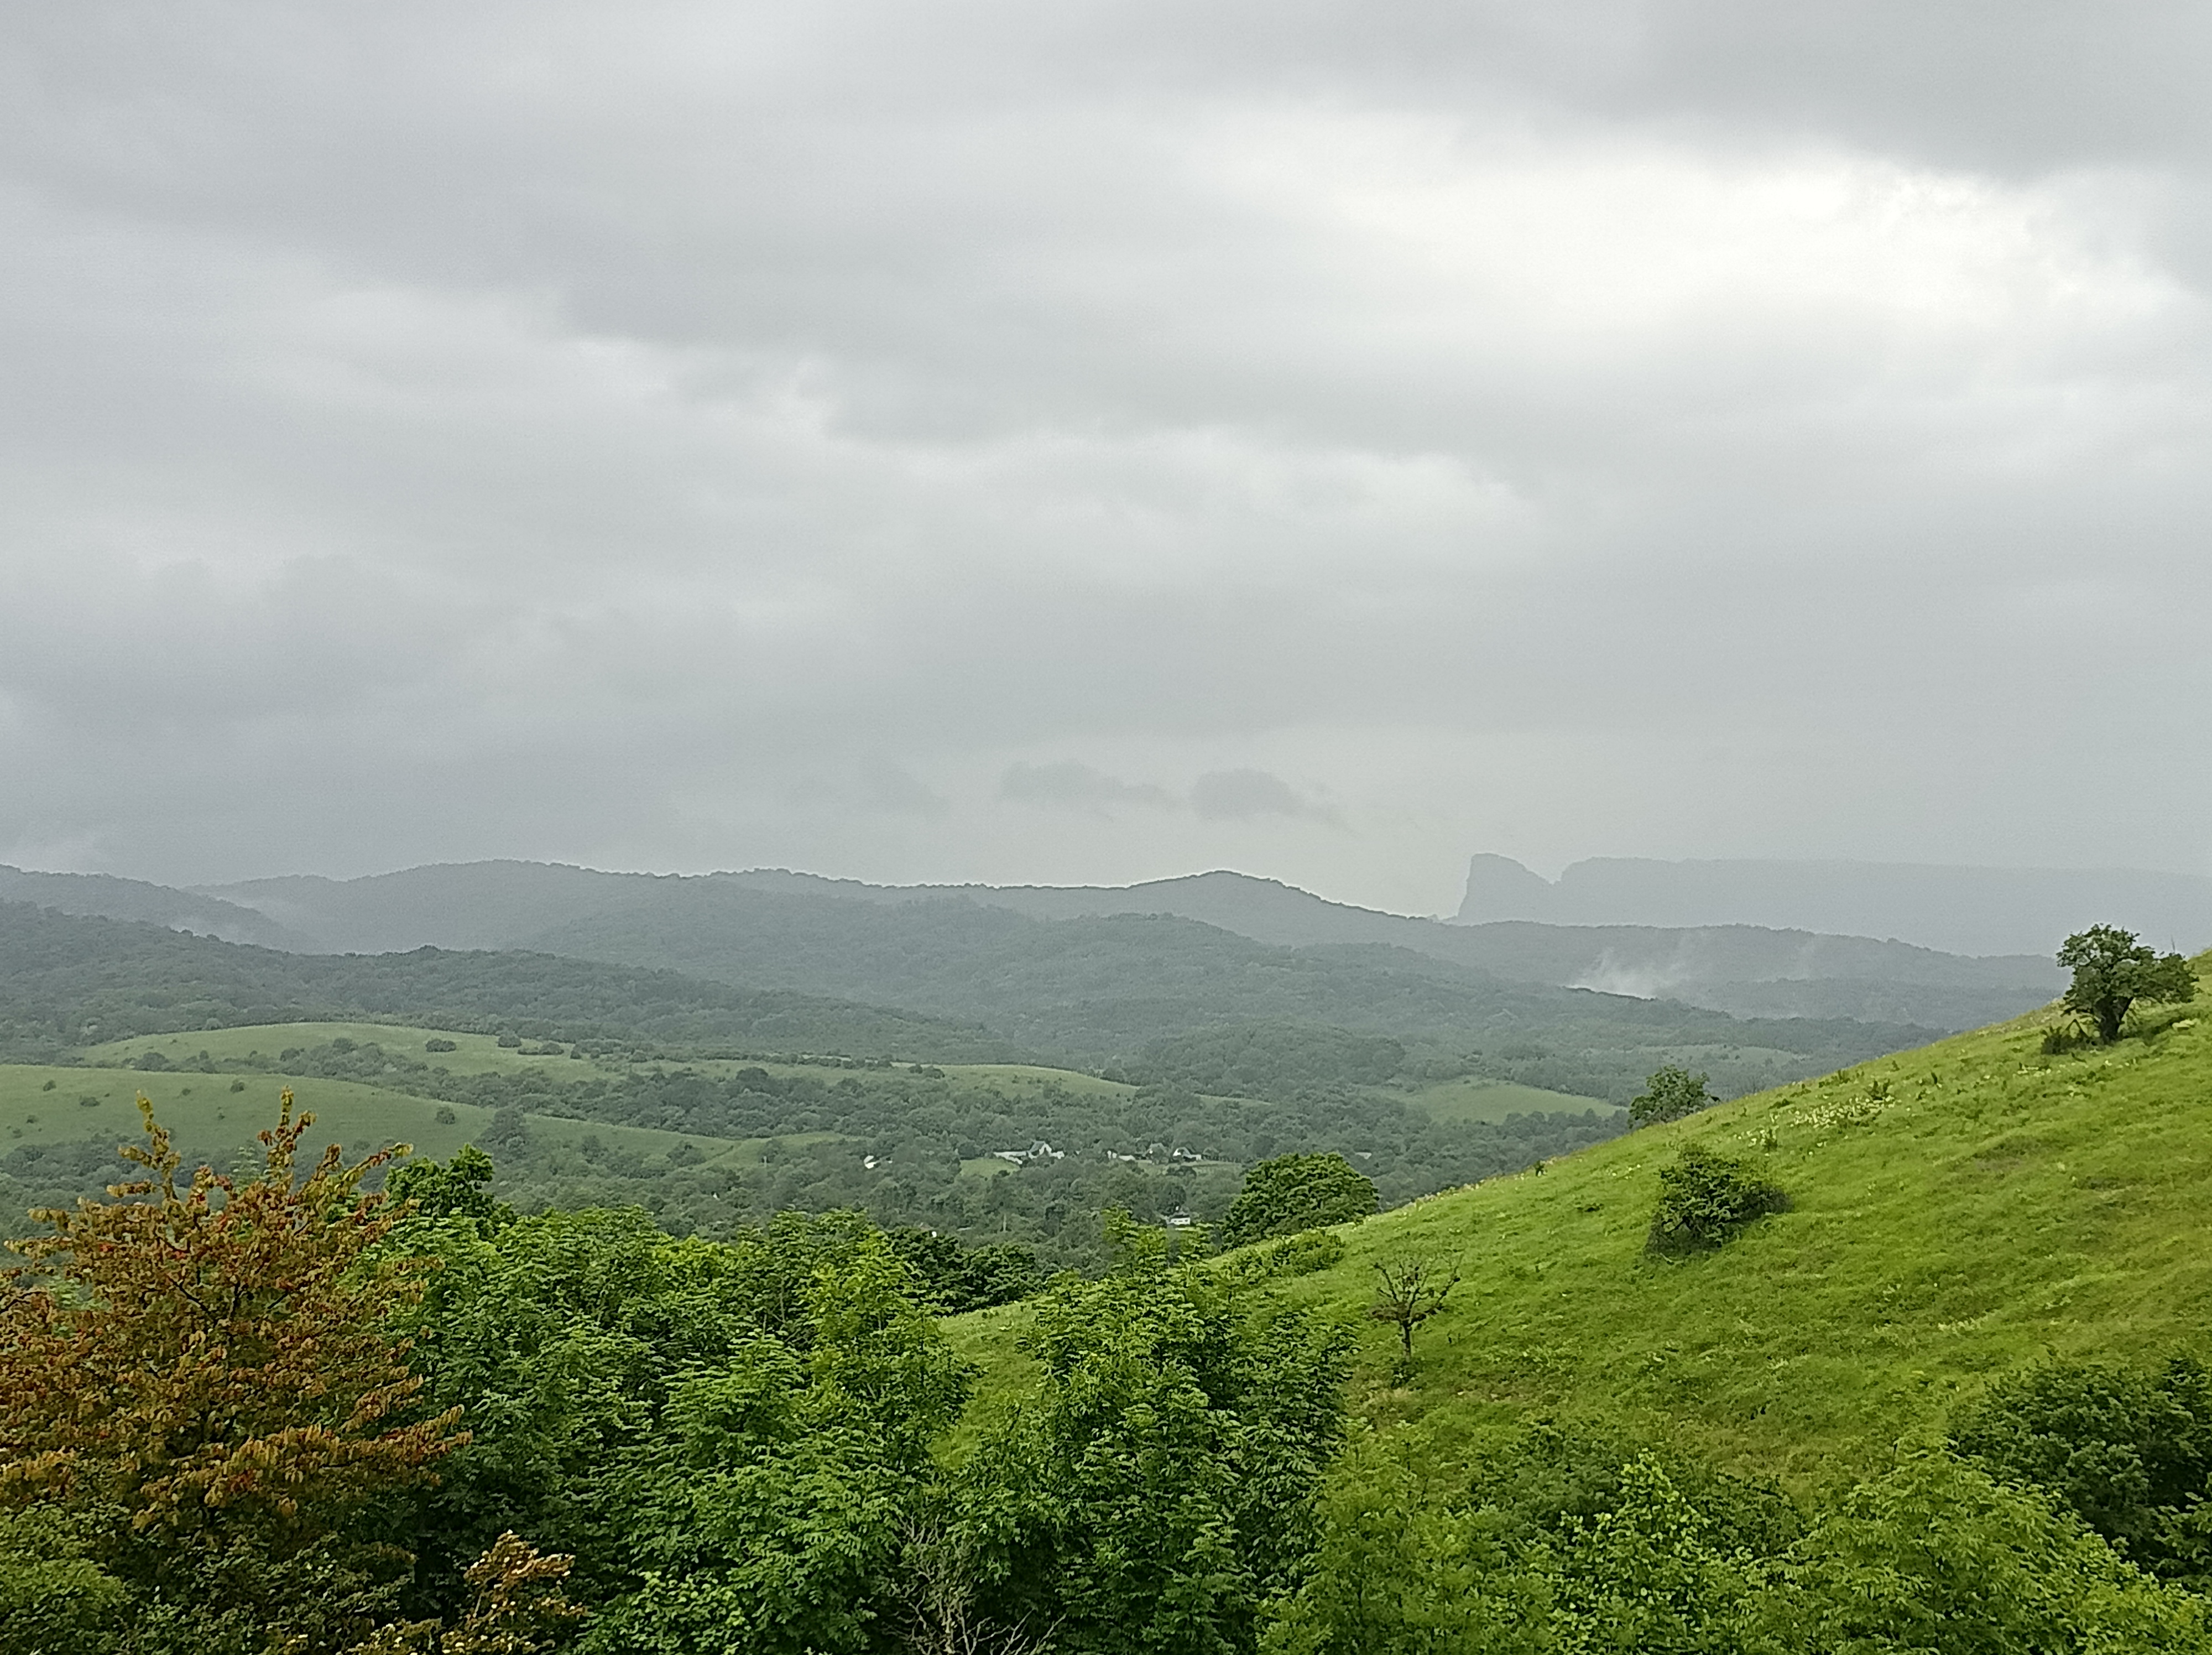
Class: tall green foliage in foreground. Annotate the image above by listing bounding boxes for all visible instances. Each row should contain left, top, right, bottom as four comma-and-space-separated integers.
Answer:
0, 1102, 1356, 1654
957, 1215, 1352, 1653
397, 1203, 1350, 1654
1265, 1424, 2212, 1654
1954, 1354, 2212, 1585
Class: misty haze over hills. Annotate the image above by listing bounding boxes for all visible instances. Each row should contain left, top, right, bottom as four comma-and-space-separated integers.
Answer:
1455, 855, 2212, 958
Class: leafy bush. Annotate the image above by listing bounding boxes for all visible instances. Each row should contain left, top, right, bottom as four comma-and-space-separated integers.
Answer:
1645, 1144, 1788, 1254
1220, 1151, 1379, 1248
1228, 1228, 1346, 1285
424, 1037, 458, 1053
1749, 1447, 2209, 1654
1954, 1353, 2212, 1583
883, 1225, 1045, 1311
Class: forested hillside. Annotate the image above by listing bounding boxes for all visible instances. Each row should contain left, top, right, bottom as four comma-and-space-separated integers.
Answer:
0, 900, 1015, 1063
0, 897, 1942, 1101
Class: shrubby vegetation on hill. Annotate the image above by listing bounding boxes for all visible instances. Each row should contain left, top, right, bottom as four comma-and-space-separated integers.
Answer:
1218, 1152, 1378, 1249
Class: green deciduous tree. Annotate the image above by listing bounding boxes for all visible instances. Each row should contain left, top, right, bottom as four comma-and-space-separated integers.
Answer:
2058, 926, 2197, 1044
1259, 1446, 1545, 1655
1750, 1448, 2209, 1653
1629, 1066, 1715, 1128
388, 1144, 510, 1227
1219, 1153, 1377, 1250
1954, 1354, 2212, 1585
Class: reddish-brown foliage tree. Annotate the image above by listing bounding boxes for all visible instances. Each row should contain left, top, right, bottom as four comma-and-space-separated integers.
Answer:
0, 1092, 467, 1641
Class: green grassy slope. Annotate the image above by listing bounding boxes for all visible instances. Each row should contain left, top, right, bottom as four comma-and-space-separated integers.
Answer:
0, 1064, 782, 1168
1397, 1076, 1624, 1125
951, 959, 2212, 1490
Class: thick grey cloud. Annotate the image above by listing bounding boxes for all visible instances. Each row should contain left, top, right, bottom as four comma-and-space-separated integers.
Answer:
3, 1, 2210, 913
1190, 769, 1340, 826
1001, 762, 1177, 814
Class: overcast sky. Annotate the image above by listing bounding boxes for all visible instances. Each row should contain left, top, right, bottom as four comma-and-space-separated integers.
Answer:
4, 1, 2209, 914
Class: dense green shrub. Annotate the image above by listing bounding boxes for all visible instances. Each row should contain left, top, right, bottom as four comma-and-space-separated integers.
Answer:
883, 1225, 1045, 1311
1220, 1152, 1378, 1248
1274, 1432, 2212, 1655
1955, 1353, 2212, 1583
1645, 1144, 1788, 1254
1750, 1447, 2209, 1653
1228, 1228, 1347, 1286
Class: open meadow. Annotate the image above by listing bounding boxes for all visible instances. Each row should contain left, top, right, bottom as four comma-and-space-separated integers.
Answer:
950, 956, 2212, 1492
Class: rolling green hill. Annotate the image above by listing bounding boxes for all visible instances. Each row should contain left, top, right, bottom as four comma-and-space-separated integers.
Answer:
0, 899, 1019, 1063
0, 1055, 826, 1240
951, 954, 2212, 1490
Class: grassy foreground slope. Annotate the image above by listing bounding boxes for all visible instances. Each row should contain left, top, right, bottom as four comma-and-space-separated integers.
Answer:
953, 956, 2212, 1489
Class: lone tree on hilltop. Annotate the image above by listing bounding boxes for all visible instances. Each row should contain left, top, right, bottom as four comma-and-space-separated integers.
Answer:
2058, 925, 2196, 1044
1630, 1064, 1716, 1128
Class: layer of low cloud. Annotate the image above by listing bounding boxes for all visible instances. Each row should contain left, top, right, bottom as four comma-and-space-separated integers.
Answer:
1000, 760, 1336, 825
1000, 761, 1178, 814
3, 2, 2210, 913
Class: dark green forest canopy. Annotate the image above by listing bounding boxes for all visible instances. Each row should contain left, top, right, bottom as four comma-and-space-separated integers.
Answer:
0, 900, 1015, 1063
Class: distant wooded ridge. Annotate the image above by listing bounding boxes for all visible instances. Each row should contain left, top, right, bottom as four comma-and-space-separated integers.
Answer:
1458, 852, 2212, 958
0, 858, 2073, 1035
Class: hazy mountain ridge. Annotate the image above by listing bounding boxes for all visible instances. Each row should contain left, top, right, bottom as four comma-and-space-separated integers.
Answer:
0, 864, 316, 951
182, 860, 2063, 1032
684, 868, 2070, 1030
1458, 852, 2212, 957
